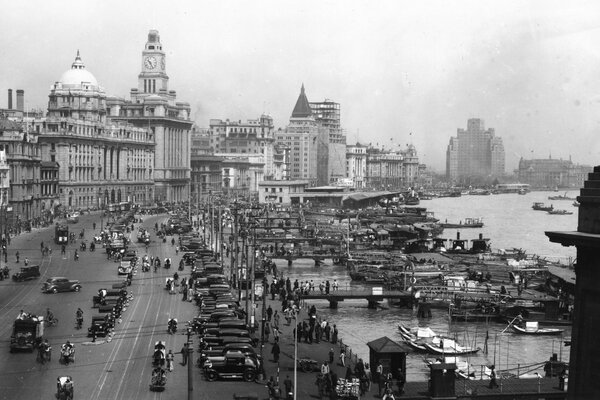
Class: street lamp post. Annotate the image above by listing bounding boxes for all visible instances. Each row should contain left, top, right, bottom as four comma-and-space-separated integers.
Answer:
186, 326, 194, 400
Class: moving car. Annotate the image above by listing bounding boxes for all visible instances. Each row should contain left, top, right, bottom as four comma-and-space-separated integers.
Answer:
42, 277, 82, 293
12, 265, 41, 282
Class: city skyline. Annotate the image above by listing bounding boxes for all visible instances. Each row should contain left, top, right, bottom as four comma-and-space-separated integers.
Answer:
1, 0, 600, 172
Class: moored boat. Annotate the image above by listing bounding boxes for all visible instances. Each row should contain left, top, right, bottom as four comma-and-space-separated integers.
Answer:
548, 192, 576, 201
547, 209, 573, 215
440, 217, 483, 229
532, 202, 553, 211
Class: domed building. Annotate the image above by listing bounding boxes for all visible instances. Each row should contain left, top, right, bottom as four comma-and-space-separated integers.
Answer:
38, 51, 155, 210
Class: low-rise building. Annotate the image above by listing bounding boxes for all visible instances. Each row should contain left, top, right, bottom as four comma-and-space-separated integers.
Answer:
258, 180, 309, 205
517, 157, 592, 188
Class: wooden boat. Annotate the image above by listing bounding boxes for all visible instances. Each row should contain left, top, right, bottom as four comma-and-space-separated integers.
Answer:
573, 201, 580, 207
532, 202, 553, 211
512, 321, 564, 335
423, 341, 480, 356
547, 209, 573, 215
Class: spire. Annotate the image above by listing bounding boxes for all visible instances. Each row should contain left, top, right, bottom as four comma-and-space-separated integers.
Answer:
291, 83, 312, 118
71, 50, 85, 70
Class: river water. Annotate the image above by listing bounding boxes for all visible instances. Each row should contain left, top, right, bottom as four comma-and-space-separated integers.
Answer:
272, 191, 577, 381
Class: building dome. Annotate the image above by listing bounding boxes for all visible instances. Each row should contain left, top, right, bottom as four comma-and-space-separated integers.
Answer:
58, 51, 98, 88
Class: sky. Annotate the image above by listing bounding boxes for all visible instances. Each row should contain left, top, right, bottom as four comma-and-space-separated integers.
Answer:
1, 0, 600, 172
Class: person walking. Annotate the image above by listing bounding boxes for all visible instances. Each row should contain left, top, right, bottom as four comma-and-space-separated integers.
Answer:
181, 343, 188, 366
15, 251, 19, 263
273, 310, 280, 329
376, 362, 384, 397
339, 347, 346, 367
267, 305, 273, 322
166, 350, 174, 372
271, 339, 280, 363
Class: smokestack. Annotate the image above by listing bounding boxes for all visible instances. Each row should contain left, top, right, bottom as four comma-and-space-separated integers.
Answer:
479, 233, 483, 240
456, 232, 460, 240
8, 89, 12, 109
16, 89, 24, 112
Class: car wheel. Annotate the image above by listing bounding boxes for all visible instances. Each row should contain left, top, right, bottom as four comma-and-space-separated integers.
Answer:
52, 288, 58, 294
206, 371, 218, 382
74, 286, 81, 292
243, 369, 256, 382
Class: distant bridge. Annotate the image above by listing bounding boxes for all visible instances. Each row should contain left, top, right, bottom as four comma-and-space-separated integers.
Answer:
301, 289, 412, 308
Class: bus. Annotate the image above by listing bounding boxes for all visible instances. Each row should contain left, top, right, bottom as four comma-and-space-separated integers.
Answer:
55, 224, 69, 244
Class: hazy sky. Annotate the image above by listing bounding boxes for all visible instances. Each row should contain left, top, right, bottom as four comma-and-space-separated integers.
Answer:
2, 0, 600, 172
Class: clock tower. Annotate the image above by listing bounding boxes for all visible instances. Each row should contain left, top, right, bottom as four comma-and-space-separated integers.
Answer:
138, 29, 169, 94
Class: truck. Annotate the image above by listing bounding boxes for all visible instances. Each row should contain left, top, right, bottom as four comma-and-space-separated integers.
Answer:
10, 316, 44, 352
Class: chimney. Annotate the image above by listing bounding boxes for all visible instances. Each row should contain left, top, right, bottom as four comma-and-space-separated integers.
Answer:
456, 232, 460, 240
16, 89, 24, 112
8, 89, 12, 109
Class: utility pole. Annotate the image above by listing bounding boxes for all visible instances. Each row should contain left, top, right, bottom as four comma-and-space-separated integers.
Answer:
187, 326, 194, 400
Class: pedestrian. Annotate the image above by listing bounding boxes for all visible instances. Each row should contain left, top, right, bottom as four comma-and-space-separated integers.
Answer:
321, 361, 330, 375
339, 347, 346, 367
61, 245, 66, 255
488, 365, 499, 388
329, 348, 334, 364
331, 324, 338, 344
166, 350, 174, 372
24, 257, 29, 266
272, 325, 280, 341
264, 322, 271, 342
182, 284, 188, 301
397, 368, 406, 395
181, 343, 188, 365
271, 339, 280, 362
15, 251, 19, 263
273, 310, 280, 329
267, 305, 273, 322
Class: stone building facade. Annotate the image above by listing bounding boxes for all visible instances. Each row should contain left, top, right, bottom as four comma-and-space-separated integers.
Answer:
517, 157, 592, 189
275, 85, 346, 186
107, 30, 192, 203
38, 51, 155, 209
0, 118, 41, 224
209, 115, 275, 179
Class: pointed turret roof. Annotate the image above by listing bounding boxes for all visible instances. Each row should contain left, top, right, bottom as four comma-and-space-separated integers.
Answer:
291, 84, 312, 118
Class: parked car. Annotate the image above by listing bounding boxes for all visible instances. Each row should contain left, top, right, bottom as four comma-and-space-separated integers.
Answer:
12, 265, 41, 282
42, 277, 82, 293
203, 352, 258, 382
118, 261, 133, 275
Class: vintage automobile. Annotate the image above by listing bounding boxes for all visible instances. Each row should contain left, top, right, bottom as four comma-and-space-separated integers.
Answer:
42, 277, 82, 293
122, 250, 138, 263
88, 315, 111, 337
203, 352, 258, 382
12, 265, 41, 282
118, 261, 133, 275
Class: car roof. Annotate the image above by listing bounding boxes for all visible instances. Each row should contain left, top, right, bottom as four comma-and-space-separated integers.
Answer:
48, 276, 68, 280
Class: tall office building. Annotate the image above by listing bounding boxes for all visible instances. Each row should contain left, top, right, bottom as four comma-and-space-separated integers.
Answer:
446, 118, 505, 182
275, 85, 346, 186
107, 30, 192, 202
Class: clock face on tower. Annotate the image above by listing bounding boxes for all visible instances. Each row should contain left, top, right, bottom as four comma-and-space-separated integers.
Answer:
144, 56, 157, 70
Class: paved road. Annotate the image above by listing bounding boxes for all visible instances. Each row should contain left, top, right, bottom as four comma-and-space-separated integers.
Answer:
0, 212, 199, 400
